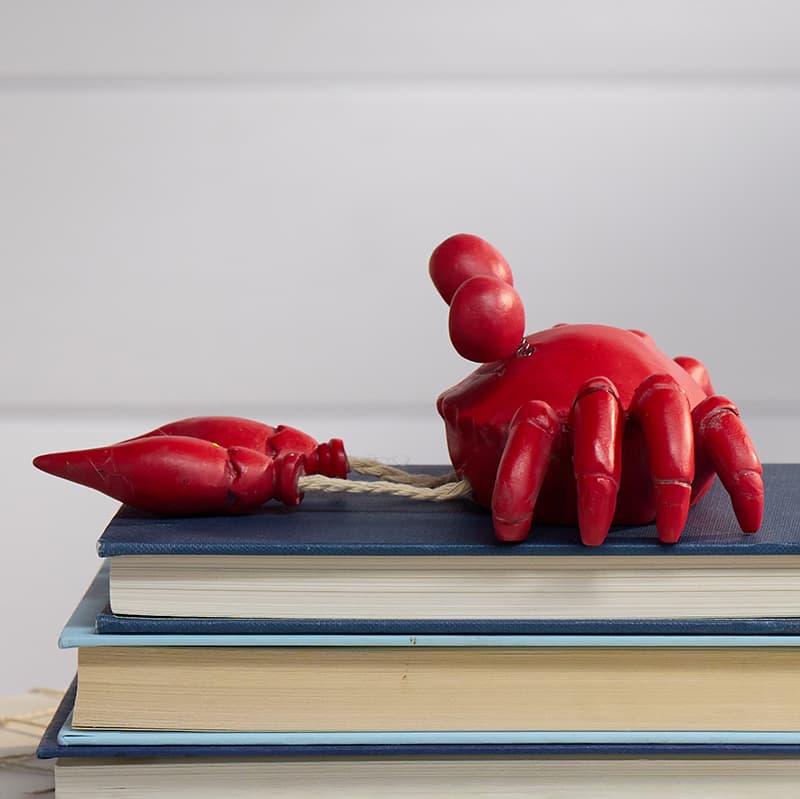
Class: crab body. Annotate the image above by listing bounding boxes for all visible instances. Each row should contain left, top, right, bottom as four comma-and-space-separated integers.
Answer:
440, 324, 707, 525
431, 234, 764, 545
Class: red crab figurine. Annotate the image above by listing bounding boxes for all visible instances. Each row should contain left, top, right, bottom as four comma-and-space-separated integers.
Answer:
33, 417, 347, 514
430, 233, 764, 546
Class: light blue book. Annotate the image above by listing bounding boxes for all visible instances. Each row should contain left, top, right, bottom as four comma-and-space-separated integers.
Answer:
58, 711, 800, 747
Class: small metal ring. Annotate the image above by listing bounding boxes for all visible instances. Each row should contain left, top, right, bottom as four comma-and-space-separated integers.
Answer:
516, 340, 535, 358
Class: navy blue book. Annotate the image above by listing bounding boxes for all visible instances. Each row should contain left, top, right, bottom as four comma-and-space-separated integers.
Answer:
97, 464, 800, 631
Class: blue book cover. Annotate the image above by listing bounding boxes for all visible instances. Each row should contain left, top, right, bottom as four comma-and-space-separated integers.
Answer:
95, 609, 800, 637
38, 680, 800, 758
94, 464, 800, 635
97, 464, 799, 557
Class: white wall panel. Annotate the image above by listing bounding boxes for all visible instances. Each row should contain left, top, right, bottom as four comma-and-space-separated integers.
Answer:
1, 1, 799, 79
2, 87, 799, 410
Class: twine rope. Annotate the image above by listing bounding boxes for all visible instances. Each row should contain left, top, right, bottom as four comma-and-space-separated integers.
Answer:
0, 689, 61, 783
0, 692, 60, 737
347, 458, 460, 488
0, 753, 53, 778
299, 459, 471, 502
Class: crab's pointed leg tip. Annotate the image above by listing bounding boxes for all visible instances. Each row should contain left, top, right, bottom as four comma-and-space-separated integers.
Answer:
580, 527, 610, 547
737, 503, 763, 535
493, 515, 532, 543
731, 471, 764, 534
576, 476, 617, 548
655, 483, 692, 544
657, 527, 683, 545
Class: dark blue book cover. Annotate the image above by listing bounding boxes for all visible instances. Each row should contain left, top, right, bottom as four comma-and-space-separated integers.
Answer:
97, 463, 799, 558
95, 610, 800, 636
94, 464, 800, 636
38, 680, 800, 759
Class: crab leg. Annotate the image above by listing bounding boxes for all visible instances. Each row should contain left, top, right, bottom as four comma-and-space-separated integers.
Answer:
693, 396, 764, 533
629, 374, 695, 544
491, 400, 560, 542
32, 435, 306, 514
674, 356, 715, 397
570, 378, 623, 547
672, 357, 721, 502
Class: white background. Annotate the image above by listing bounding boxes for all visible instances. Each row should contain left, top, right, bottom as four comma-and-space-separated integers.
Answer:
1, 1, 799, 692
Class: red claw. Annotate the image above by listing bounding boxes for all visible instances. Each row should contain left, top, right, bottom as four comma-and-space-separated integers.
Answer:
33, 417, 348, 514
33, 436, 278, 514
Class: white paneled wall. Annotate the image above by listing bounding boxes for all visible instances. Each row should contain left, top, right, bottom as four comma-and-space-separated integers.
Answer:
1, 1, 799, 692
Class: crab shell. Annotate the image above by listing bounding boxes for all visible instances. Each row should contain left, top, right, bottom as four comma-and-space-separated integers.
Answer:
438, 323, 716, 532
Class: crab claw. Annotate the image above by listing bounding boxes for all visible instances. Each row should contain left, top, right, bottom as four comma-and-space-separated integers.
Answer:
32, 435, 305, 514
130, 417, 348, 479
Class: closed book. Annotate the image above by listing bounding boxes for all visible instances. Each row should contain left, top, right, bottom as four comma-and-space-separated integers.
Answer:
43, 689, 800, 799
98, 464, 800, 624
40, 682, 800, 758
67, 562, 800, 649
69, 643, 800, 734
50, 753, 800, 799
95, 609, 800, 637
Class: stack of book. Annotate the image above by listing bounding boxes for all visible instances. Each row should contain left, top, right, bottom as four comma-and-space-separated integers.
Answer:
37, 464, 800, 796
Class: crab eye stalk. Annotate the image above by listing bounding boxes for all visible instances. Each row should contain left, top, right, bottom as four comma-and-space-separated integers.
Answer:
429, 233, 526, 363
448, 275, 526, 363
429, 233, 514, 304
